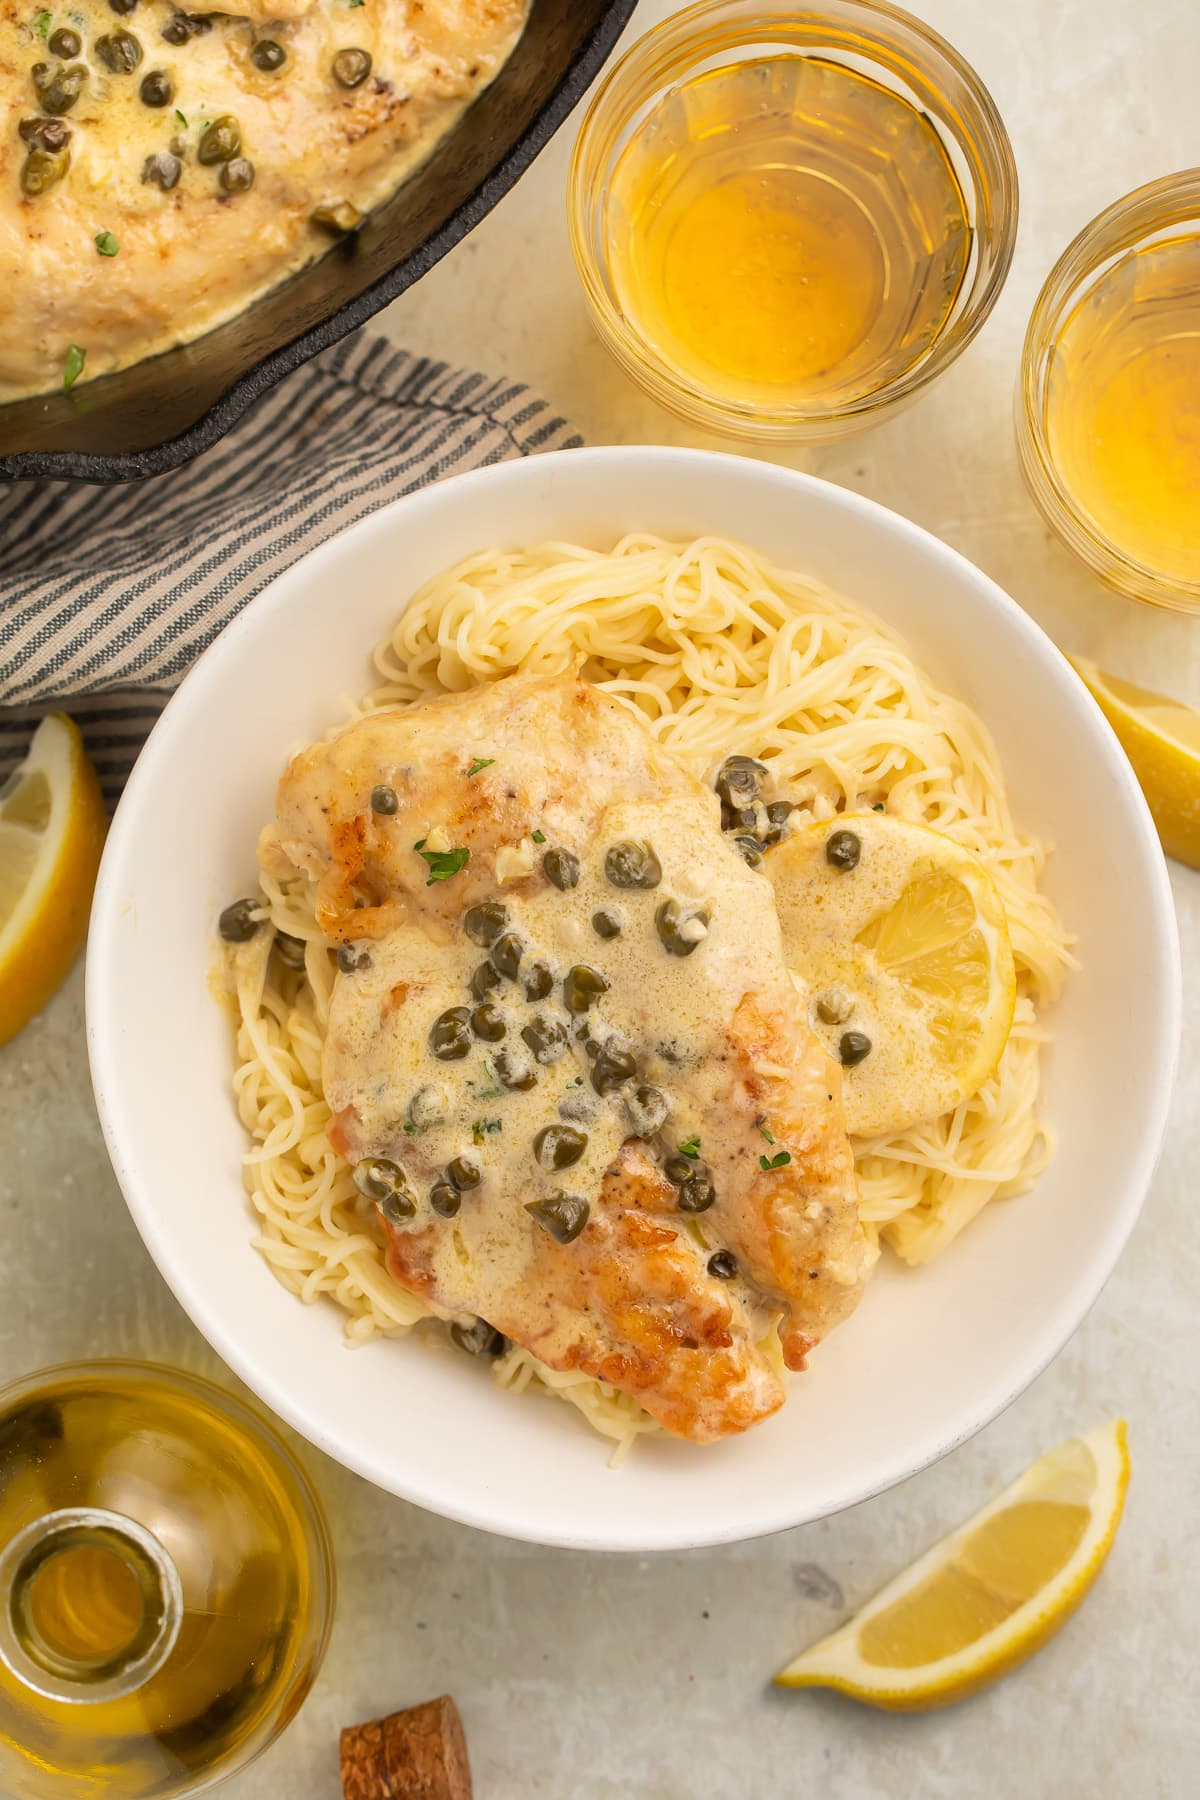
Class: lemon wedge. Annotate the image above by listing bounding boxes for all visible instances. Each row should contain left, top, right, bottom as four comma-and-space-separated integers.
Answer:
0, 714, 107, 1046
776, 1419, 1129, 1711
1070, 656, 1200, 869
768, 814, 1015, 1137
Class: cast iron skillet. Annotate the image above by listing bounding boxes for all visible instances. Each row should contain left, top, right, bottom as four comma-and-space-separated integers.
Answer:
0, 0, 636, 484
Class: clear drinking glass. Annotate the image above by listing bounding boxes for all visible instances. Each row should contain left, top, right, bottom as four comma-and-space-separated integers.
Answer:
568, 0, 1018, 441
0, 1362, 335, 1800
1016, 170, 1200, 613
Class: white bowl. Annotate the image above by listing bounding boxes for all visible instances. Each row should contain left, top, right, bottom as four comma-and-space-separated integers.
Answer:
87, 448, 1180, 1552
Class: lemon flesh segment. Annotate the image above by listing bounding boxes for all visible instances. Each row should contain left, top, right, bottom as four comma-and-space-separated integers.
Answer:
1071, 656, 1200, 869
768, 814, 1016, 1137
775, 1419, 1129, 1711
0, 714, 107, 1046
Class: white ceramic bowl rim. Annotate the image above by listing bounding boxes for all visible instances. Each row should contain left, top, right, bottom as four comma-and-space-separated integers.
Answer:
86, 448, 1181, 1552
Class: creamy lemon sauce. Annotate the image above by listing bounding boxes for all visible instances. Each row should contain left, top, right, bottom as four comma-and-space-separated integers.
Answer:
324, 792, 809, 1339
1, 0, 528, 398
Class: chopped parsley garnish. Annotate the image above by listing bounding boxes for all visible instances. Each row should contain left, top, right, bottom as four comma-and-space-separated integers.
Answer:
402, 1120, 418, 1135
467, 1060, 503, 1100
472, 1118, 502, 1143
32, 10, 51, 38
94, 231, 119, 258
531, 829, 546, 844
466, 757, 494, 778
348, 0, 365, 8
760, 1150, 792, 1171
757, 1123, 775, 1145
175, 109, 188, 128
62, 344, 86, 393
413, 838, 470, 885
677, 1136, 701, 1159
873, 802, 886, 812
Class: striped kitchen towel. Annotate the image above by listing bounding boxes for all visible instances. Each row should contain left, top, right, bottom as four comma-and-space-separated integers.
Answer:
0, 331, 580, 805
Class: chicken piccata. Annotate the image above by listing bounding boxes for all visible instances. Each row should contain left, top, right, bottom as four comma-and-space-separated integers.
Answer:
260, 672, 867, 1443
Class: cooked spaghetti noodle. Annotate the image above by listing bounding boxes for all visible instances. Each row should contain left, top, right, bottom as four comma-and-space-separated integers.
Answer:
228, 535, 1072, 1457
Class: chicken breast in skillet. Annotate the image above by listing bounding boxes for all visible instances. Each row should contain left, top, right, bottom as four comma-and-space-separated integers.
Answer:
0, 0, 527, 399
260, 672, 867, 1443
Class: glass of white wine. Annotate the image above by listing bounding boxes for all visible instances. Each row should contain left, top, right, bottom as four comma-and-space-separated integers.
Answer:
0, 1362, 335, 1800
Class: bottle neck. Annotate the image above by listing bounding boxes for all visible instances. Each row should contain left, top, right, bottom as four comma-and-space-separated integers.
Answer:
0, 1508, 182, 1705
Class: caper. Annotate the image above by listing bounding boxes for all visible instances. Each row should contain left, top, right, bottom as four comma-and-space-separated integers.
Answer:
352, 1156, 407, 1203
533, 1124, 587, 1171
220, 157, 255, 193
471, 1002, 506, 1043
664, 1153, 705, 1185
469, 961, 501, 1002
139, 69, 173, 107
198, 115, 241, 166
379, 1188, 417, 1226
495, 1047, 537, 1091
18, 116, 70, 150
141, 150, 180, 190
109, 0, 139, 12
526, 1192, 589, 1245
33, 62, 87, 115
430, 1181, 460, 1219
815, 987, 854, 1026
715, 755, 766, 808
522, 960, 553, 1002
655, 898, 710, 957
563, 964, 609, 1015
450, 1317, 506, 1356
20, 146, 70, 195
718, 802, 749, 834
521, 1016, 567, 1065
336, 943, 371, 973
370, 784, 398, 815
274, 932, 307, 970
446, 1155, 481, 1192
826, 829, 862, 872
161, 11, 207, 43
623, 1084, 669, 1138
590, 1040, 636, 1096
464, 901, 508, 947
759, 801, 794, 849
542, 846, 580, 890
678, 1177, 716, 1214
591, 909, 622, 939
48, 28, 81, 57
332, 47, 372, 88
252, 38, 287, 72
707, 1249, 738, 1279
839, 1030, 872, 1067
95, 31, 143, 73
489, 931, 523, 980
732, 835, 763, 869
430, 1007, 472, 1060
604, 840, 662, 890
218, 897, 261, 942
311, 200, 362, 236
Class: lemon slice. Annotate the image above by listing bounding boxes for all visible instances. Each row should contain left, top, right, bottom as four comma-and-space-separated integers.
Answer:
776, 1419, 1129, 1711
1070, 656, 1200, 869
768, 814, 1015, 1137
0, 714, 107, 1046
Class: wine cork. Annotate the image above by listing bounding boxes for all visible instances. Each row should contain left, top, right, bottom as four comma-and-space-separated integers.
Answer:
340, 1695, 473, 1800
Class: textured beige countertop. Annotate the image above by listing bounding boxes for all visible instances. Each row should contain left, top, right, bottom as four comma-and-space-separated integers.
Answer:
2, 2, 1198, 1795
